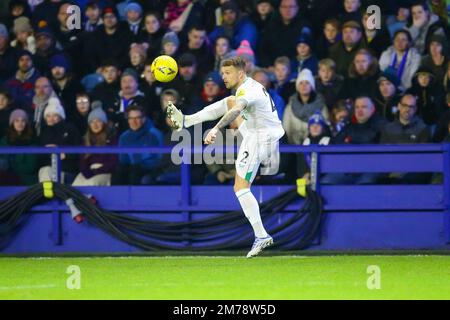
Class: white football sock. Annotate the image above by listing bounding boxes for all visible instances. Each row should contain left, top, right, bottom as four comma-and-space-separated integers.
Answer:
235, 188, 268, 238
184, 98, 228, 128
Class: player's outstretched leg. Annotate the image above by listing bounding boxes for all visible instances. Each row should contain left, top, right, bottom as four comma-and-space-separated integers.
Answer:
234, 175, 273, 258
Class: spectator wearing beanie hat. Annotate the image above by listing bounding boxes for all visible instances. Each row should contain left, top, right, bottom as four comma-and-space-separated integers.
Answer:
11, 16, 36, 54
124, 2, 143, 38
38, 97, 82, 184
295, 35, 318, 76
161, 31, 180, 57
282, 69, 329, 145
73, 107, 118, 186
236, 40, 256, 75
0, 108, 39, 186
374, 70, 402, 121
296, 112, 331, 183
49, 54, 83, 120
5, 50, 41, 110
34, 21, 60, 77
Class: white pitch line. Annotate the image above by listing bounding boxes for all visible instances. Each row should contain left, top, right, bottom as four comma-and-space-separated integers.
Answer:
0, 284, 58, 291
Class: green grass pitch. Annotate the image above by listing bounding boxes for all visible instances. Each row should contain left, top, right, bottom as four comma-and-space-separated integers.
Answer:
1, 255, 449, 299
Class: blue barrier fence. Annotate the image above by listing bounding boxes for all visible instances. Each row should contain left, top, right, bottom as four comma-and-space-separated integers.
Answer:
0, 143, 449, 253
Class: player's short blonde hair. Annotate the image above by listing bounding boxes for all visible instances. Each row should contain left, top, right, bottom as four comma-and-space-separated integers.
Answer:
221, 56, 246, 70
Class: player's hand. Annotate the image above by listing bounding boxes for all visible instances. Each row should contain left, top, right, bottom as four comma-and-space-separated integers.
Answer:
204, 127, 218, 145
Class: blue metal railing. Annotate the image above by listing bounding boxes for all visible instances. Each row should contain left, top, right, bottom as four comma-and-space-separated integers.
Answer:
1, 144, 449, 246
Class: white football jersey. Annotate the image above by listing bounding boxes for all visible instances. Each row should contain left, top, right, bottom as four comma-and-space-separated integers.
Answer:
235, 77, 285, 140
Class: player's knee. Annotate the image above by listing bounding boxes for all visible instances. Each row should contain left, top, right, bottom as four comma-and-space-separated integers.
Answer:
234, 178, 249, 193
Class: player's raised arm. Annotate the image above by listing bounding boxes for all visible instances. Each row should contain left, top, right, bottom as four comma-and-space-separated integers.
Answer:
166, 97, 232, 131
204, 99, 247, 145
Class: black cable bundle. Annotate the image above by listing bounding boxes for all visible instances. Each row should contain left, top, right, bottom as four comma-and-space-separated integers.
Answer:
0, 183, 324, 252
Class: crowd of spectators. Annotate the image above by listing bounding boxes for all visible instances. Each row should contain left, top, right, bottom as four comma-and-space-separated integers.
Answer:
0, 0, 449, 186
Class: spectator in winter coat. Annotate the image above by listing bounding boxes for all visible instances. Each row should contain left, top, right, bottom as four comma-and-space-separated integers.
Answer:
294, 34, 318, 76
339, 0, 363, 25
387, 4, 411, 37
213, 36, 233, 72
419, 34, 449, 86
0, 109, 39, 186
160, 31, 180, 58
258, 0, 313, 67
50, 54, 83, 119
379, 29, 422, 90
296, 113, 331, 182
342, 49, 380, 100
283, 69, 329, 145
83, 5, 133, 73
137, 12, 166, 61
38, 97, 82, 184
128, 43, 147, 77
73, 107, 118, 186
380, 93, 431, 184
361, 11, 391, 58
5, 50, 40, 110
433, 93, 450, 142
70, 92, 92, 137
323, 96, 386, 184
381, 93, 429, 144
208, 1, 258, 51
406, 66, 444, 126
0, 90, 16, 141
33, 22, 60, 77
90, 59, 121, 113
109, 68, 149, 134
32, 76, 58, 136
179, 25, 214, 74
0, 23, 20, 83
404, 1, 447, 55
334, 96, 387, 145
273, 56, 296, 105
167, 53, 203, 114
329, 20, 367, 77
11, 17, 36, 54
315, 59, 345, 112
124, 2, 143, 39
112, 105, 163, 185
316, 18, 341, 60
83, 0, 103, 33
373, 71, 402, 121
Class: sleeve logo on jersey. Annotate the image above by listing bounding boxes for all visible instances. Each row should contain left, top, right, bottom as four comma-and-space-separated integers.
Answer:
236, 89, 246, 98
